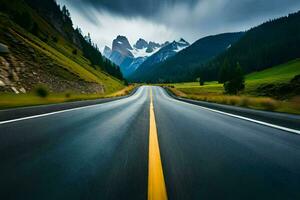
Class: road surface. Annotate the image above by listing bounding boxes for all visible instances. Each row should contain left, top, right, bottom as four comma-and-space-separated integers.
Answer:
0, 86, 299, 200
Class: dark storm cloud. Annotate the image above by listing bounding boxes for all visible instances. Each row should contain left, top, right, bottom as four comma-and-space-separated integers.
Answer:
63, 0, 300, 22
58, 0, 300, 50
68, 0, 198, 17
220, 0, 300, 22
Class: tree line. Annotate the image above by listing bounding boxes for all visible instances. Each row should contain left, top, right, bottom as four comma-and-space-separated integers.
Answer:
196, 10, 300, 83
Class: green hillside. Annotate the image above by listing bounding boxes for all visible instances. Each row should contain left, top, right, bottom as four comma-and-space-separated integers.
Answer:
246, 59, 300, 84
0, 0, 124, 95
198, 10, 300, 82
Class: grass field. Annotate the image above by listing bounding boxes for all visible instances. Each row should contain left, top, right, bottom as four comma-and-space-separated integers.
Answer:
165, 59, 300, 114
0, 85, 136, 109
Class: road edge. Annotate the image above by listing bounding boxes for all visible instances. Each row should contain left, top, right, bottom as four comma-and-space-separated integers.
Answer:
0, 87, 139, 122
163, 87, 300, 133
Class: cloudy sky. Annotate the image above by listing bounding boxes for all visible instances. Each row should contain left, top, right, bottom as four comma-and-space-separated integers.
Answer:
57, 0, 300, 51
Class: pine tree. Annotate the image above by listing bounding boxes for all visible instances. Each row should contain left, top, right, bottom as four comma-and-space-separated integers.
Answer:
224, 62, 245, 94
219, 58, 230, 83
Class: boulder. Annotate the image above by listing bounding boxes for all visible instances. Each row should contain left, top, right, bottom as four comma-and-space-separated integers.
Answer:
0, 56, 10, 70
0, 43, 9, 54
12, 70, 19, 82
11, 86, 19, 94
0, 80, 5, 87
19, 87, 26, 93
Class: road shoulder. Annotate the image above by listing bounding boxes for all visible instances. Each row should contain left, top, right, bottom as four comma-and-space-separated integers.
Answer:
164, 87, 300, 132
0, 87, 139, 122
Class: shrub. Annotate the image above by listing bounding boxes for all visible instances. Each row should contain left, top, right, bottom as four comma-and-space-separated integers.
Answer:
41, 35, 49, 43
260, 99, 278, 111
52, 36, 58, 43
220, 97, 228, 104
31, 22, 39, 36
229, 97, 239, 105
35, 85, 49, 98
65, 92, 71, 98
240, 97, 250, 107
199, 78, 205, 86
72, 49, 77, 55
123, 80, 129, 86
290, 96, 300, 111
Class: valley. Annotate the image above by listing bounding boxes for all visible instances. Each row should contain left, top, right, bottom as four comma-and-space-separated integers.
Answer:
1, 0, 299, 114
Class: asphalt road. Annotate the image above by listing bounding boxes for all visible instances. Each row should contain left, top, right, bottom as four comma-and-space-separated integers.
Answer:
0, 86, 300, 200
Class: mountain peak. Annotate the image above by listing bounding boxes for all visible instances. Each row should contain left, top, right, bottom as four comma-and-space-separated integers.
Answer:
148, 41, 160, 48
116, 35, 128, 41
134, 38, 148, 49
168, 38, 190, 51
112, 35, 133, 57
105, 36, 172, 78
113, 35, 133, 51
178, 38, 189, 45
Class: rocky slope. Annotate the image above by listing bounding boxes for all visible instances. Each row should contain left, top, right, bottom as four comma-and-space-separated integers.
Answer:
0, 30, 104, 94
103, 36, 169, 77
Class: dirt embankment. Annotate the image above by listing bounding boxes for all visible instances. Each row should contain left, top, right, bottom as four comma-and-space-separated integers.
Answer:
0, 31, 105, 94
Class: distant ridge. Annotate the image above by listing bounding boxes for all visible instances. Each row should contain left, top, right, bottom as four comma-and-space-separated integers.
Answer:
129, 32, 242, 83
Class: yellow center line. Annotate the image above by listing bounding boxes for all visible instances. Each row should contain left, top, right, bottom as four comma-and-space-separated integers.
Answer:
148, 87, 168, 200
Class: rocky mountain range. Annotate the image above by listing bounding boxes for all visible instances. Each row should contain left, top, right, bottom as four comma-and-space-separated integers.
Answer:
103, 36, 189, 77
129, 38, 190, 80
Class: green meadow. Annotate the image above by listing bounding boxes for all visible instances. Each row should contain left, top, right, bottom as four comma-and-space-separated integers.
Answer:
165, 59, 300, 114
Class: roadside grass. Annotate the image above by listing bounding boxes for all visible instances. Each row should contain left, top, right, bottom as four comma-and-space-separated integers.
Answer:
164, 60, 300, 115
0, 85, 136, 110
170, 81, 224, 95
168, 87, 300, 114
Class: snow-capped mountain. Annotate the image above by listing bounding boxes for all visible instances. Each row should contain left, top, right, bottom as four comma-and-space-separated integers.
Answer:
103, 36, 168, 77
154, 38, 190, 62
129, 38, 190, 79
